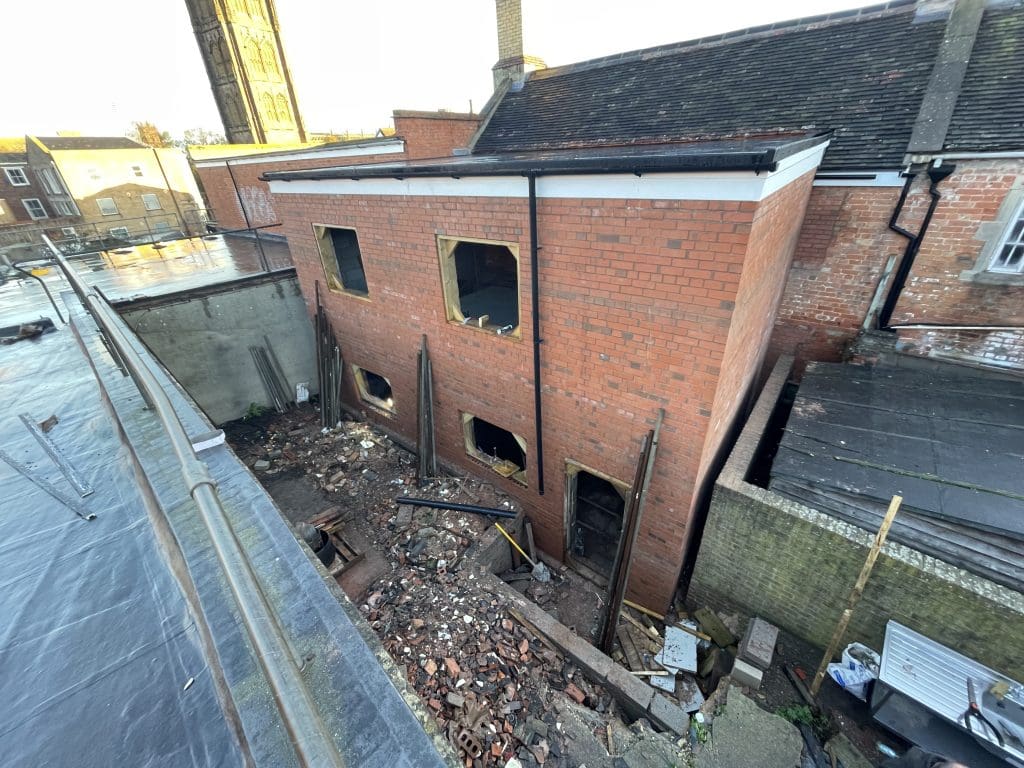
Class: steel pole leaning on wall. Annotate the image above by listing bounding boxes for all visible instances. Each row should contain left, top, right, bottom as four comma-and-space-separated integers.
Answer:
43, 236, 345, 768
527, 174, 545, 496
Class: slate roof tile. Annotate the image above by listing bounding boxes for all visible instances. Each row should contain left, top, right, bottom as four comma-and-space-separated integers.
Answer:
475, 3, 994, 169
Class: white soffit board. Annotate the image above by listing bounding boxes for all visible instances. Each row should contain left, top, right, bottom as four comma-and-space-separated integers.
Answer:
267, 141, 828, 202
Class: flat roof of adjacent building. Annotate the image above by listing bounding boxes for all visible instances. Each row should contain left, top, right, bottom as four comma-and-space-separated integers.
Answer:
0, 261, 451, 767
262, 133, 829, 182
770, 360, 1024, 591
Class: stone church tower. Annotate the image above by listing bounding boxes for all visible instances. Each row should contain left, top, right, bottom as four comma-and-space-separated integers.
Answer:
185, 0, 306, 144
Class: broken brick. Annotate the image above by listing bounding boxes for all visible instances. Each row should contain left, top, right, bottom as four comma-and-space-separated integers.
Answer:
564, 683, 586, 704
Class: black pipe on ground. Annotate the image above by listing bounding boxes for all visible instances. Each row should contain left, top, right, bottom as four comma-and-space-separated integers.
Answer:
395, 497, 517, 519
527, 173, 546, 496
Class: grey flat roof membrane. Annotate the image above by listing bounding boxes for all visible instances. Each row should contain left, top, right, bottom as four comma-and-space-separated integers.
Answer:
0, 290, 451, 766
770, 362, 1024, 590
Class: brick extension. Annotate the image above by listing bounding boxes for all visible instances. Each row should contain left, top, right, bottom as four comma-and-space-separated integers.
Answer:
272, 166, 817, 610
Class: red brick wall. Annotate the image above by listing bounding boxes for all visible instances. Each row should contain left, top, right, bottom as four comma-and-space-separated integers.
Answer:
770, 159, 1024, 371
769, 184, 905, 364
272, 177, 815, 609
392, 112, 481, 160
699, 171, 816, 484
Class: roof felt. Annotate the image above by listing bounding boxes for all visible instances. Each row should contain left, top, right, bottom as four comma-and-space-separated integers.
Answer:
944, 3, 1024, 153
263, 133, 826, 181
35, 136, 146, 150
474, 3, 947, 169
770, 361, 1024, 590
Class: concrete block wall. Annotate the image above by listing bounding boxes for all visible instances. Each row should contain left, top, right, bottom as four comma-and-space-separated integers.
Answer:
272, 169, 817, 610
119, 272, 317, 424
689, 355, 1024, 679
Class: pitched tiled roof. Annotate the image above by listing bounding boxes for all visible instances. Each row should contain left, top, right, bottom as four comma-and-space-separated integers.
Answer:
943, 3, 1024, 153
474, 2, 947, 169
34, 136, 146, 150
0, 137, 27, 164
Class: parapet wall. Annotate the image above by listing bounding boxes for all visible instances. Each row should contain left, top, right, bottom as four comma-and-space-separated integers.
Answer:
689, 355, 1024, 680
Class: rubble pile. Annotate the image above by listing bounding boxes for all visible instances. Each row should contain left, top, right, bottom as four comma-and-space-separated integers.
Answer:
227, 406, 650, 767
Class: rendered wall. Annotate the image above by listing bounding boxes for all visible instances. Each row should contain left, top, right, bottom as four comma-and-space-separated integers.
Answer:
689, 356, 1024, 679
119, 272, 316, 424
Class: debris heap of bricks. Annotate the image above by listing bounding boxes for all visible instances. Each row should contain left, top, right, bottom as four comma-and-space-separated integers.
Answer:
226, 405, 688, 767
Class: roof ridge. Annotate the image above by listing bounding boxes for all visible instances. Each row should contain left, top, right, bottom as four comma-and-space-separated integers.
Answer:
530, 0, 917, 81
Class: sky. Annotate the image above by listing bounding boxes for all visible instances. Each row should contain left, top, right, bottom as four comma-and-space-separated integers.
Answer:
2, 0, 872, 140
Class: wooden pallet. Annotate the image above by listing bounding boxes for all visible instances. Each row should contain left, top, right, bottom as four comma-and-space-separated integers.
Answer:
327, 531, 364, 577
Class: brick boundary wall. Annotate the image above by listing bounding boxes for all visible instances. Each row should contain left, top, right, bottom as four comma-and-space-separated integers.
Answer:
688, 354, 1024, 679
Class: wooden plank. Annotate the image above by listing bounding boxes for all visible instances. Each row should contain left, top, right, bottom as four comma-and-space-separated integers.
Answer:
624, 599, 664, 621
616, 625, 643, 671
599, 408, 664, 654
810, 494, 903, 697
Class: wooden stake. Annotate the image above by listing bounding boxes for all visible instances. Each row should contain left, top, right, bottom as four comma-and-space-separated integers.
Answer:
810, 494, 902, 697
624, 599, 664, 622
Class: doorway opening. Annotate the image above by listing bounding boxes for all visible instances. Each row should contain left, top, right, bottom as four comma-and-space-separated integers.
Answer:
565, 462, 629, 583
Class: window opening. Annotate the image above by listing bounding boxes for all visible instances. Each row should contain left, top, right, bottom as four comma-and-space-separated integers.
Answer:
132, 165, 144, 177
353, 366, 395, 413
4, 167, 29, 186
991, 200, 1024, 274
22, 198, 47, 219
141, 193, 161, 211
439, 237, 519, 334
566, 465, 628, 582
315, 225, 368, 296
463, 414, 527, 485
97, 197, 118, 215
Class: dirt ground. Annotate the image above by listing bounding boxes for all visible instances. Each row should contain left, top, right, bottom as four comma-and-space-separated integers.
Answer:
227, 404, 897, 767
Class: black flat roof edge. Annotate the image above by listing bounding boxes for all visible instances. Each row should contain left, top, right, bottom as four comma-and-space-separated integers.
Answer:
262, 134, 830, 183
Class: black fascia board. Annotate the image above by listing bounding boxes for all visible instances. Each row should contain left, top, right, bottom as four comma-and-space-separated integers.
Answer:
261, 134, 829, 183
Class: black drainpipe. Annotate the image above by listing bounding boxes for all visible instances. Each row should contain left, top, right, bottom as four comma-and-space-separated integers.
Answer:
527, 173, 545, 496
878, 162, 955, 328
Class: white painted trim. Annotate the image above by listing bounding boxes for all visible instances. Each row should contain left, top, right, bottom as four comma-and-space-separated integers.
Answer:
268, 141, 829, 202
935, 151, 1024, 160
193, 140, 405, 168
813, 171, 906, 187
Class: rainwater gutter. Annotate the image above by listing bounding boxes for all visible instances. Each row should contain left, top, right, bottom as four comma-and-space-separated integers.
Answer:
43, 235, 346, 768
878, 162, 956, 329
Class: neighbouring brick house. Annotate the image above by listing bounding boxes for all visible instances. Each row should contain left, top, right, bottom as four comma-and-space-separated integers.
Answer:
194, 0, 1022, 609
0, 138, 72, 241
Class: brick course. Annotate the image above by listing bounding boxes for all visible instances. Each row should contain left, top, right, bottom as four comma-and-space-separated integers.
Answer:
273, 169, 816, 609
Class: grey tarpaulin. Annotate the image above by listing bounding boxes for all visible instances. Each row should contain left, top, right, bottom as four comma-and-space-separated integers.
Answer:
0, 289, 452, 766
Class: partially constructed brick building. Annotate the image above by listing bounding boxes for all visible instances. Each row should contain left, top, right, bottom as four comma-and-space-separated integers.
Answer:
193, 0, 1024, 610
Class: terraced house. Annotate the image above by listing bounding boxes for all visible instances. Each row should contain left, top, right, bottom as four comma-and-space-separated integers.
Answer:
223, 0, 1023, 610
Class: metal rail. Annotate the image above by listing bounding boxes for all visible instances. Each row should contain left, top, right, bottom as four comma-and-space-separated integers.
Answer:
43, 235, 344, 768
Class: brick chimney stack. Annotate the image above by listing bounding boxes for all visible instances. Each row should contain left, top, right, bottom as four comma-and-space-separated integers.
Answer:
492, 0, 545, 89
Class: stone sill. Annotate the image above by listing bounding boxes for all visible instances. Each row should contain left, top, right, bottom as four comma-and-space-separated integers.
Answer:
958, 269, 1024, 287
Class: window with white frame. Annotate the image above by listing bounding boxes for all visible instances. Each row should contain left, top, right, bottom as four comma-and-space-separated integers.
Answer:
141, 193, 161, 211
54, 200, 77, 216
61, 227, 78, 237
109, 226, 130, 239
22, 198, 47, 219
97, 197, 118, 215
39, 167, 63, 195
990, 200, 1024, 274
4, 167, 29, 186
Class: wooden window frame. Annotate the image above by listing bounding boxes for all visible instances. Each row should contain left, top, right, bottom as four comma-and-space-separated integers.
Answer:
436, 235, 522, 338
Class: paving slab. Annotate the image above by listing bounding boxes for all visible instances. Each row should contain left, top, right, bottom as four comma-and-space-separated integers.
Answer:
739, 617, 779, 671
696, 687, 803, 768
655, 625, 698, 673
